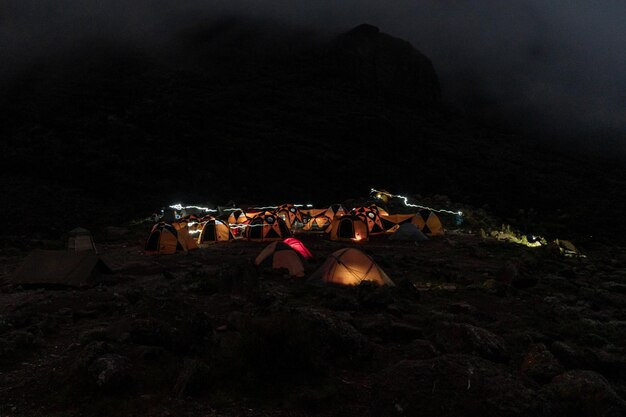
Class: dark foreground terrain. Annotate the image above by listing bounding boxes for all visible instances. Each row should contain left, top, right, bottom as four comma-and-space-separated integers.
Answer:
1, 229, 626, 417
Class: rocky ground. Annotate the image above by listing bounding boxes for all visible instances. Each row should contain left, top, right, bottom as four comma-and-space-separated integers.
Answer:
1, 229, 626, 417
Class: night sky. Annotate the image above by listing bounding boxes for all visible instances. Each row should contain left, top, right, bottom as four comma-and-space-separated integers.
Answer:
2, 1, 625, 151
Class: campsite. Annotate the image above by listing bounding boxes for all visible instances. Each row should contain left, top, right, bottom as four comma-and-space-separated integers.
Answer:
2, 4, 626, 416
1, 196, 626, 416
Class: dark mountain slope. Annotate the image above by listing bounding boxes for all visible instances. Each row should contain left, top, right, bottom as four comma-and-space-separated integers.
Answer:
0, 20, 624, 242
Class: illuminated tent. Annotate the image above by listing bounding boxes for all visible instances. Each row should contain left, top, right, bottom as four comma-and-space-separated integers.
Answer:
227, 209, 250, 225
11, 249, 112, 287
198, 218, 234, 245
67, 227, 97, 253
244, 211, 292, 241
329, 215, 369, 242
389, 223, 428, 241
172, 221, 199, 250
350, 206, 390, 235
372, 205, 389, 216
412, 210, 444, 236
254, 241, 305, 277
227, 209, 251, 237
380, 214, 416, 233
283, 237, 313, 260
326, 204, 347, 220
310, 248, 394, 286
145, 223, 185, 255
276, 204, 304, 228
303, 208, 332, 231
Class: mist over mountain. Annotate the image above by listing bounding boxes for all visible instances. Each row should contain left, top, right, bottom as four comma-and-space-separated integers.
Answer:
2, 1, 625, 151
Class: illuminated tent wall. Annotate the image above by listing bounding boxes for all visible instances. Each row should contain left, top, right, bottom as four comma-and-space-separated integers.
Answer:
227, 209, 250, 225
412, 210, 444, 236
329, 215, 369, 242
350, 206, 391, 235
145, 223, 184, 255
310, 248, 394, 286
172, 221, 199, 251
380, 214, 415, 233
198, 218, 234, 245
254, 241, 305, 277
389, 223, 428, 241
275, 204, 304, 228
67, 227, 97, 253
303, 208, 332, 231
326, 204, 347, 220
244, 211, 292, 241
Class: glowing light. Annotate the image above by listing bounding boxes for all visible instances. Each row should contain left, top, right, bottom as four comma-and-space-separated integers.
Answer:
371, 189, 463, 216
169, 204, 217, 213
352, 233, 364, 242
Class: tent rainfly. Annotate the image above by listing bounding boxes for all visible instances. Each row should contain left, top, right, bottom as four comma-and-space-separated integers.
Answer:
11, 249, 111, 287
254, 241, 305, 277
310, 248, 394, 286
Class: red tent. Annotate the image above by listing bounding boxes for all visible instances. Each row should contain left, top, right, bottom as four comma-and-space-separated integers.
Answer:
283, 238, 313, 260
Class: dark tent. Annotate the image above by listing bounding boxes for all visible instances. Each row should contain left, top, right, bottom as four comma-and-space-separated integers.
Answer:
11, 250, 112, 287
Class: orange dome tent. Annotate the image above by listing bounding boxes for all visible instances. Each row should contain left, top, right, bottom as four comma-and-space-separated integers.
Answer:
145, 223, 185, 255
328, 215, 369, 242
244, 211, 292, 242
198, 218, 234, 245
255, 241, 305, 277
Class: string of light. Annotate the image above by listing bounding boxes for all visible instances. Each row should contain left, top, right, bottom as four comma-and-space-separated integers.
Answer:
370, 188, 463, 216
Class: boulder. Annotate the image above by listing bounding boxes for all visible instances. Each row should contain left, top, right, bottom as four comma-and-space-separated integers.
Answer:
374, 354, 544, 417
433, 322, 509, 362
521, 343, 564, 383
545, 370, 626, 417
88, 353, 132, 390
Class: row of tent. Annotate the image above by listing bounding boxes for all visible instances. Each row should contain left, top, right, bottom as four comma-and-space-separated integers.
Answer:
146, 204, 443, 254
9, 236, 392, 288
254, 237, 394, 286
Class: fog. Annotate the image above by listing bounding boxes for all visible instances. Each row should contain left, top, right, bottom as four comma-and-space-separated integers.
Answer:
2, 0, 625, 147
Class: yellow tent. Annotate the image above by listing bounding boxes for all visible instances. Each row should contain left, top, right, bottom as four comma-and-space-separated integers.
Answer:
310, 248, 394, 286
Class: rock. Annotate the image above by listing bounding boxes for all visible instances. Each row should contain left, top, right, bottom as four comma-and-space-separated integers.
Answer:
88, 353, 132, 390
433, 322, 509, 362
404, 339, 439, 360
496, 262, 518, 284
550, 341, 581, 369
173, 358, 211, 397
73, 341, 111, 372
130, 319, 177, 350
521, 343, 564, 383
297, 308, 372, 361
120, 261, 163, 275
545, 370, 626, 417
600, 281, 626, 294
374, 354, 544, 417
388, 322, 423, 342
9, 330, 36, 348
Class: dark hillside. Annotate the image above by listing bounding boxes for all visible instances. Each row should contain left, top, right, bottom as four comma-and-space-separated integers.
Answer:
1, 21, 624, 242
